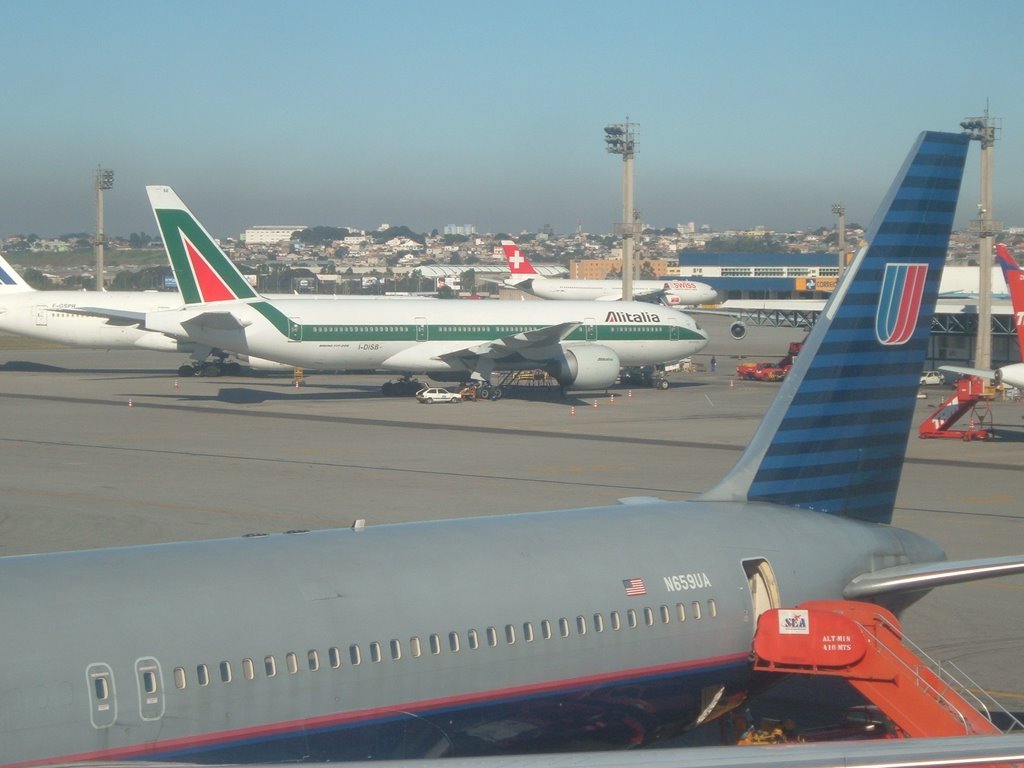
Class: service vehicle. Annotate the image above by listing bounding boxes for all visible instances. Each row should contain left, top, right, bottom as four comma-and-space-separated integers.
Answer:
415, 387, 462, 404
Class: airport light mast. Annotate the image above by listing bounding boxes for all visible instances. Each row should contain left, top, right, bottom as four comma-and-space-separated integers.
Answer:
605, 120, 638, 300
961, 113, 1000, 370
94, 167, 114, 291
832, 203, 846, 278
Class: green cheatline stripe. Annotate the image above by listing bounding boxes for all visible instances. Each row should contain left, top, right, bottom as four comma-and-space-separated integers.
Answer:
249, 303, 705, 343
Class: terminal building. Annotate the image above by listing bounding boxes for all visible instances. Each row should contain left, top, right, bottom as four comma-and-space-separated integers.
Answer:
243, 226, 307, 245
671, 251, 1017, 370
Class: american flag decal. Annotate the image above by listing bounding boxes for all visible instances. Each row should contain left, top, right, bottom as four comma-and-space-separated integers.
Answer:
623, 577, 646, 597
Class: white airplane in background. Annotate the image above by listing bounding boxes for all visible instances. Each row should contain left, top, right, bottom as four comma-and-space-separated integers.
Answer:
0, 254, 436, 376
500, 240, 720, 305
941, 242, 1024, 389
0, 255, 221, 365
6, 132, 1024, 768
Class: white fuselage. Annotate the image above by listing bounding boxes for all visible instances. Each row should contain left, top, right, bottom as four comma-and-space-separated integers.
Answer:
145, 298, 707, 375
0, 289, 191, 352
510, 278, 719, 306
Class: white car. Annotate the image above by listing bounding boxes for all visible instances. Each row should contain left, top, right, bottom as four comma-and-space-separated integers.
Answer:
415, 387, 462, 404
919, 370, 944, 386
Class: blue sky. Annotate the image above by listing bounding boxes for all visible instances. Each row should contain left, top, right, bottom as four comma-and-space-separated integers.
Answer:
2, 0, 1022, 239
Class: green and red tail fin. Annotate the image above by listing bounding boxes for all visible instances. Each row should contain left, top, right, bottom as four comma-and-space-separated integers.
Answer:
147, 185, 258, 305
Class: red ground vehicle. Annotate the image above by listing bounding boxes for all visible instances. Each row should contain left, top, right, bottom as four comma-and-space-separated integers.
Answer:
735, 340, 804, 382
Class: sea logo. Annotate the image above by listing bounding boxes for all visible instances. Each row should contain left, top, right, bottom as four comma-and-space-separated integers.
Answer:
778, 609, 809, 635
876, 263, 928, 346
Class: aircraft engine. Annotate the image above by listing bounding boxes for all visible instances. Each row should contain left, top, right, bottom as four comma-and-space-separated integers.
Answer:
730, 320, 747, 340
547, 344, 621, 390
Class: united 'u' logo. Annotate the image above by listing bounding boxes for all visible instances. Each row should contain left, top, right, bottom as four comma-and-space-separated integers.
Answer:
876, 263, 927, 345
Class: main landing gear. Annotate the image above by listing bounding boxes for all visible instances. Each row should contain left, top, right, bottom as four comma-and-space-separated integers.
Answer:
177, 360, 243, 377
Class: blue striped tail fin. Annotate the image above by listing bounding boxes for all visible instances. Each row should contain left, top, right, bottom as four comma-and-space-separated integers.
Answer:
699, 131, 970, 523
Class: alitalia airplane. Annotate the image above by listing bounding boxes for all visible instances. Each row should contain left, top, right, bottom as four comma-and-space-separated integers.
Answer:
5, 131, 1024, 768
500, 241, 720, 306
141, 186, 709, 392
941, 242, 1024, 390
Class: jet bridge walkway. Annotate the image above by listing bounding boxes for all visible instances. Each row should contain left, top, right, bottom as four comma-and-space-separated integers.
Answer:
751, 600, 1023, 739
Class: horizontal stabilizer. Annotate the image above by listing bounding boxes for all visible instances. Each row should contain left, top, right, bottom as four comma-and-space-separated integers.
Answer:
503, 276, 534, 288
844, 554, 1024, 599
180, 310, 252, 331
65, 306, 147, 325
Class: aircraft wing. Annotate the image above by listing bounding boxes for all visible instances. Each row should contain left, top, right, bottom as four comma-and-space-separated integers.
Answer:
437, 321, 581, 362
63, 306, 147, 325
940, 364, 996, 381
72, 733, 1024, 768
844, 554, 1024, 600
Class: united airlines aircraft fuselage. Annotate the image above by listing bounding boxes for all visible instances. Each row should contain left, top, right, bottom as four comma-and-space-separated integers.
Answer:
0, 502, 942, 765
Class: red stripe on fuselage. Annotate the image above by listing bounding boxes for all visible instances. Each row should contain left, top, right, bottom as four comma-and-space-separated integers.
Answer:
10, 651, 749, 767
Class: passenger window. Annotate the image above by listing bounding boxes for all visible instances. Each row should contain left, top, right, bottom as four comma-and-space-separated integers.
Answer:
430, 634, 442, 655
559, 618, 570, 638
449, 632, 461, 652
174, 667, 187, 689
350, 645, 362, 666
505, 624, 516, 645
677, 603, 686, 622
708, 599, 717, 618
219, 661, 232, 683
467, 630, 479, 650
523, 622, 535, 642
143, 670, 158, 695
643, 607, 654, 626
242, 658, 255, 681
94, 676, 109, 701
265, 656, 277, 677
611, 611, 621, 630
286, 652, 299, 674
541, 620, 553, 640
593, 613, 605, 633
370, 642, 382, 663
197, 664, 210, 687
576, 616, 587, 635
410, 637, 422, 658
692, 601, 702, 620
329, 647, 342, 668
486, 627, 498, 647
627, 609, 638, 628
390, 639, 402, 660
660, 605, 671, 624
308, 650, 320, 671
